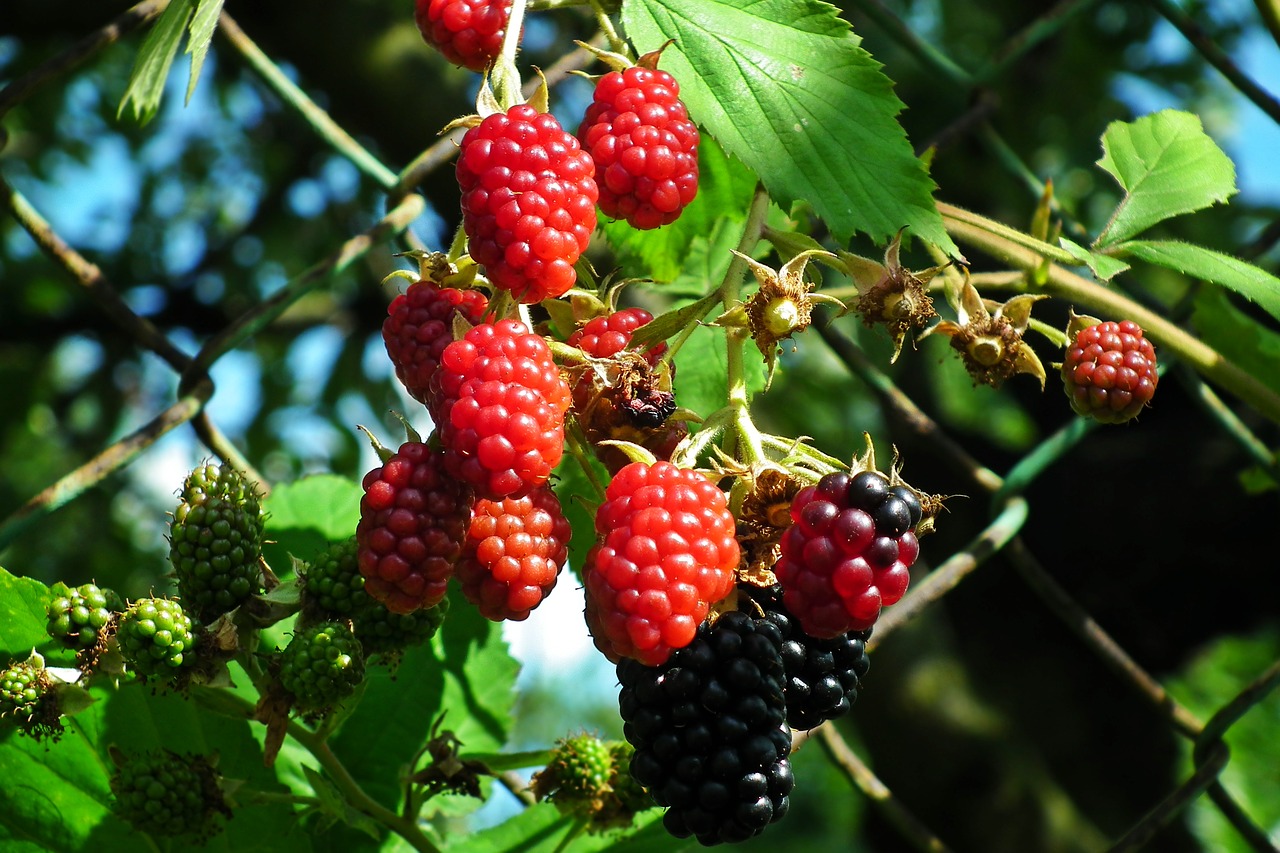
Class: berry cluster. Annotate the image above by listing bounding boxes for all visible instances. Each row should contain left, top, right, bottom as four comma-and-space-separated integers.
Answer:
46, 581, 122, 650
0, 658, 61, 740
432, 318, 573, 499
303, 536, 449, 657
1061, 319, 1158, 423
584, 461, 740, 667
531, 733, 652, 831
578, 65, 700, 229
618, 611, 793, 845
455, 486, 572, 621
169, 462, 264, 621
110, 749, 228, 840
279, 622, 366, 713
743, 584, 872, 731
383, 279, 489, 413
116, 597, 198, 683
457, 106, 598, 303
414, 0, 513, 72
774, 469, 924, 638
356, 441, 472, 614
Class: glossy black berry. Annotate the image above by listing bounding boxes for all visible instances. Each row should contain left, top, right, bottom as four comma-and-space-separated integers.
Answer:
617, 611, 793, 845
743, 584, 871, 731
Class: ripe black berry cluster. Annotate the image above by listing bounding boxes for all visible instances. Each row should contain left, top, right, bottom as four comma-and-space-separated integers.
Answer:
617, 610, 794, 845
743, 584, 871, 731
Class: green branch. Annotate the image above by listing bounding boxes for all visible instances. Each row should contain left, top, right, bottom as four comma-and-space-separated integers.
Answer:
939, 205, 1280, 425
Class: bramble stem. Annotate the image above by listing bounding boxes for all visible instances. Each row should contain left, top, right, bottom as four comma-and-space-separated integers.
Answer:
719, 186, 772, 462
938, 204, 1280, 425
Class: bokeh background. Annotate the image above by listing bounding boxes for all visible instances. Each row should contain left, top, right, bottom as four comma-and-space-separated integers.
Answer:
2, 0, 1279, 850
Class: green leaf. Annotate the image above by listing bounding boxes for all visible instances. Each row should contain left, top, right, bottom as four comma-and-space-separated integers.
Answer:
1, 680, 312, 852
442, 801, 669, 852
185, 0, 226, 104
328, 588, 518, 814
675, 322, 766, 432
261, 474, 363, 578
1058, 237, 1131, 282
552, 452, 605, 584
118, 0, 197, 124
601, 136, 758, 282
1191, 289, 1280, 402
1117, 240, 1280, 324
621, 0, 956, 254
0, 567, 59, 663
1094, 110, 1236, 247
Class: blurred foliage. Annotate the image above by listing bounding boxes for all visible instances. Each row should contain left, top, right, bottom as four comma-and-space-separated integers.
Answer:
2, 0, 1279, 850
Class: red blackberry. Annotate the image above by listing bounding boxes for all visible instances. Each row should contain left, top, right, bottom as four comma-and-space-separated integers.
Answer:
431, 319, 572, 499
455, 486, 572, 621
774, 470, 923, 639
568, 308, 664, 363
617, 610, 793, 845
578, 66, 700, 229
457, 105, 598, 303
743, 584, 871, 731
583, 461, 739, 667
382, 280, 489, 413
356, 442, 473, 614
414, 0, 512, 73
1061, 319, 1158, 423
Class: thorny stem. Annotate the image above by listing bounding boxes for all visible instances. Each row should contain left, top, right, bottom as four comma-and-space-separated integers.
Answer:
565, 419, 608, 501
289, 728, 443, 853
217, 13, 398, 190
188, 688, 441, 852
490, 0, 531, 109
587, 0, 630, 56
720, 185, 772, 463
814, 724, 954, 852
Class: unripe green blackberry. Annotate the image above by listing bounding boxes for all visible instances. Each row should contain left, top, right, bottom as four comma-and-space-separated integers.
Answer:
533, 735, 653, 832
533, 733, 615, 818
1, 659, 61, 739
302, 537, 450, 657
46, 582, 123, 649
117, 598, 197, 681
170, 463, 265, 620
110, 749, 228, 840
279, 622, 365, 712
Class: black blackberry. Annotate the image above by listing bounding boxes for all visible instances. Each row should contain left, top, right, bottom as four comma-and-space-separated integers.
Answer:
743, 584, 871, 730
617, 610, 794, 846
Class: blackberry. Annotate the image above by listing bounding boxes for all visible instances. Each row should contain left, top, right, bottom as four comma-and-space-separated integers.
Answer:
170, 462, 265, 621
743, 584, 871, 731
116, 597, 198, 683
0, 658, 61, 740
278, 621, 365, 713
776, 468, 925, 638
110, 749, 229, 839
46, 581, 123, 649
617, 611, 794, 845
303, 536, 449, 657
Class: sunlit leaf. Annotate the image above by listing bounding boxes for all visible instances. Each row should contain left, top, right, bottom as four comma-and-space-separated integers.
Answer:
1094, 110, 1236, 247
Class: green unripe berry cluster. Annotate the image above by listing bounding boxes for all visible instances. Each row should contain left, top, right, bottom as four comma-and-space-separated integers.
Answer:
117, 598, 197, 680
170, 463, 265, 620
110, 750, 227, 839
532, 735, 653, 832
303, 537, 449, 657
46, 582, 123, 649
279, 622, 365, 712
1, 661, 48, 726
